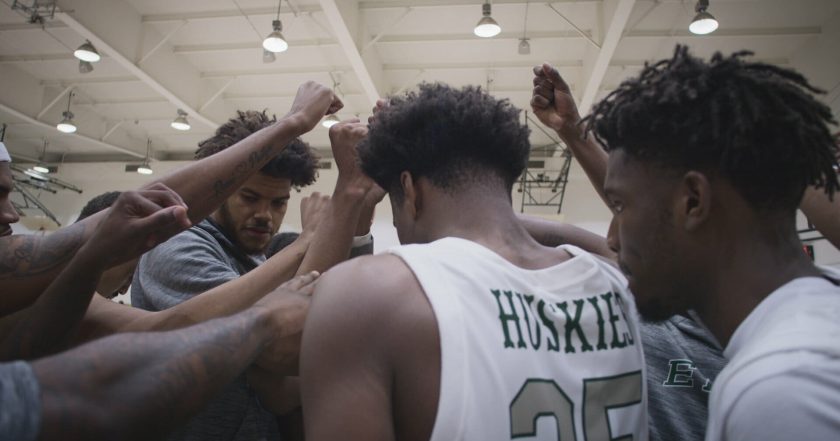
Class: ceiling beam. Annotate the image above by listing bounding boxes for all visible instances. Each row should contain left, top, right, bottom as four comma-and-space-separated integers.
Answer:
376, 30, 595, 44
0, 53, 107, 64
383, 60, 583, 71
359, 0, 599, 8
172, 39, 337, 54
319, 0, 384, 105
54, 12, 221, 129
201, 66, 353, 79
40, 76, 140, 86
141, 5, 321, 23
626, 26, 822, 38
579, 0, 635, 113
0, 101, 145, 159
0, 22, 67, 31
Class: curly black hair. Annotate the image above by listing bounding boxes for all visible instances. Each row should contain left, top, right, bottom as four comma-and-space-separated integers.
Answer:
585, 45, 839, 212
358, 83, 530, 198
76, 191, 121, 222
195, 110, 319, 187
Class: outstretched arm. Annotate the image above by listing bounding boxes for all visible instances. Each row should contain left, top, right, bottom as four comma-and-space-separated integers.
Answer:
32, 272, 317, 441
0, 187, 191, 361
0, 81, 341, 315
800, 185, 840, 250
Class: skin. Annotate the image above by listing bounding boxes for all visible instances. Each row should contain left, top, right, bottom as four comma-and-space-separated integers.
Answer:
0, 162, 20, 237
211, 174, 291, 255
32, 271, 318, 441
531, 62, 826, 346
301, 169, 572, 440
0, 81, 342, 315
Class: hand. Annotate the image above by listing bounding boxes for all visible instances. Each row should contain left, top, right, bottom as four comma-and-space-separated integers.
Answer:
253, 271, 320, 374
368, 98, 388, 125
285, 81, 344, 134
531, 63, 584, 141
85, 184, 191, 267
329, 119, 374, 193
299, 192, 330, 237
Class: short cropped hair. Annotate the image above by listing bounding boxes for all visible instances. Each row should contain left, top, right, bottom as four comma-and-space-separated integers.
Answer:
195, 110, 319, 187
76, 191, 121, 222
585, 45, 840, 212
358, 83, 530, 198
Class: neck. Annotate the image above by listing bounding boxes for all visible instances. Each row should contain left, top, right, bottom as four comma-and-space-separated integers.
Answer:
694, 221, 819, 348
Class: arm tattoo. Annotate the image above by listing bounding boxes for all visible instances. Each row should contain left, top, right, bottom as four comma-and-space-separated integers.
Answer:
0, 222, 87, 280
212, 142, 280, 198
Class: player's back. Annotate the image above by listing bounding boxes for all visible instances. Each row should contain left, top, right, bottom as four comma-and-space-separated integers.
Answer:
389, 237, 648, 441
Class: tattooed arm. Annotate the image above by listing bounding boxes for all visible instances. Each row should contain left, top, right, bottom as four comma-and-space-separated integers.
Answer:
32, 272, 316, 441
0, 187, 191, 361
0, 81, 341, 315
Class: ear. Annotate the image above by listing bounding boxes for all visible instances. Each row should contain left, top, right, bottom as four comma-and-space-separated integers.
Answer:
399, 171, 421, 220
679, 171, 712, 231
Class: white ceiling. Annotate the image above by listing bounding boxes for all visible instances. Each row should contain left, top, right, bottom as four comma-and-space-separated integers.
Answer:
0, 0, 839, 168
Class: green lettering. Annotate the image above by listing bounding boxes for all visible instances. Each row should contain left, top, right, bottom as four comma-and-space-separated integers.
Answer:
518, 294, 542, 350
537, 300, 560, 352
663, 359, 696, 387
586, 296, 608, 351
491, 289, 526, 349
602, 292, 628, 349
557, 299, 594, 353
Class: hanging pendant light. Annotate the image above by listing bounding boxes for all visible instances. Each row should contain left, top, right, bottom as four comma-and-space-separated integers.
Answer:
474, 1, 501, 38
689, 0, 719, 35
78, 60, 94, 74
74, 40, 101, 62
170, 109, 191, 131
33, 140, 50, 174
263, 0, 289, 53
137, 139, 154, 175
56, 91, 77, 134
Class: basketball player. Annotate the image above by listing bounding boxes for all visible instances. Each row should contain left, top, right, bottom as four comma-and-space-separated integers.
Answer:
299, 84, 648, 440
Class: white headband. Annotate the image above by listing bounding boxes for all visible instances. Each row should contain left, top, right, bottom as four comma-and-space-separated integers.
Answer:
0, 142, 10, 163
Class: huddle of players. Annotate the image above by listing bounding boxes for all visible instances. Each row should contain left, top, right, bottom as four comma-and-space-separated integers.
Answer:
1, 44, 839, 441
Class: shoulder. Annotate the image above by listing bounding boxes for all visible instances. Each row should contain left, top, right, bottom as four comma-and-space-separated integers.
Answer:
720, 353, 840, 441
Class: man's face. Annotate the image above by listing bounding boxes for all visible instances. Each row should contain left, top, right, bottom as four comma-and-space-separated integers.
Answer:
212, 173, 291, 254
604, 150, 694, 321
0, 163, 20, 237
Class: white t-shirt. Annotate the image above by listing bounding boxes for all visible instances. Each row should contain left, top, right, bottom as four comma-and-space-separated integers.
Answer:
705, 269, 840, 441
389, 238, 648, 441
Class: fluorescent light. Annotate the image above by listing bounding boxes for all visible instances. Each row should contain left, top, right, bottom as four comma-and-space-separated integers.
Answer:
474, 2, 501, 38
321, 114, 340, 128
56, 111, 77, 133
74, 40, 101, 63
263, 20, 288, 53
170, 109, 191, 131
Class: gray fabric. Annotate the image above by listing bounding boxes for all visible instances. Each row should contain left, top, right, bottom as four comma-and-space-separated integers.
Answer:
132, 219, 276, 441
642, 313, 727, 441
0, 361, 41, 441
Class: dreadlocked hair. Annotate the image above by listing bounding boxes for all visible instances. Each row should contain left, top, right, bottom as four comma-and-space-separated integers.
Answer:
585, 45, 839, 212
195, 110, 319, 186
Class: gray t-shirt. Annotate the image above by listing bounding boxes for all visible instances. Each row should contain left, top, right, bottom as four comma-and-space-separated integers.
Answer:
642, 312, 727, 441
132, 219, 276, 441
0, 361, 41, 441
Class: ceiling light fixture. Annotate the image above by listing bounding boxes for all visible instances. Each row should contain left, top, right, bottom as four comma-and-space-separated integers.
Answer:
474, 1, 501, 38
56, 91, 77, 134
263, 0, 289, 53
78, 60, 93, 74
321, 114, 340, 128
689, 0, 719, 35
170, 109, 191, 131
518, 1, 530, 54
73, 40, 101, 63
137, 139, 153, 175
33, 139, 50, 174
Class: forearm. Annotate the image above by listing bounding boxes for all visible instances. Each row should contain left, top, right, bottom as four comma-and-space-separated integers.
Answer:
0, 243, 106, 360
800, 185, 840, 250
148, 117, 306, 224
297, 183, 367, 275
0, 221, 95, 315
33, 308, 271, 441
562, 133, 610, 206
248, 366, 301, 415
123, 236, 310, 333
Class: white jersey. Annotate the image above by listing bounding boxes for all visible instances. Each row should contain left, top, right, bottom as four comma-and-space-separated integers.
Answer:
705, 268, 840, 441
389, 238, 648, 441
